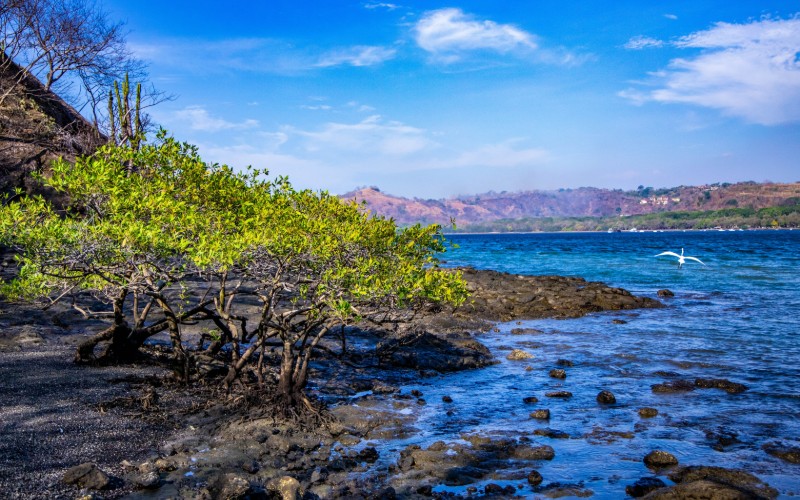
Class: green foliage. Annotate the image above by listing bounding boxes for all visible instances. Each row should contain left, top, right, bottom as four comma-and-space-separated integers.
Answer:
0, 134, 466, 402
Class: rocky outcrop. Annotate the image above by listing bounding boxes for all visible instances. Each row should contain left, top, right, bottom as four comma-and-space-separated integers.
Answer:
643, 466, 778, 499
453, 268, 662, 322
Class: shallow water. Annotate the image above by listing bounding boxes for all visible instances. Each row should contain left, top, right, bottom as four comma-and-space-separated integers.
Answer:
365, 230, 800, 497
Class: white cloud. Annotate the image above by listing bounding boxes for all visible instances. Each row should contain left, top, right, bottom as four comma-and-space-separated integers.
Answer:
289, 115, 437, 156
316, 46, 397, 67
300, 104, 333, 111
664, 14, 678, 21
620, 16, 800, 125
364, 2, 400, 10
414, 8, 537, 61
624, 35, 664, 50
172, 106, 259, 132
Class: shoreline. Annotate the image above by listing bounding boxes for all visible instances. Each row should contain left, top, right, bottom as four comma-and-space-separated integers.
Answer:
0, 269, 790, 498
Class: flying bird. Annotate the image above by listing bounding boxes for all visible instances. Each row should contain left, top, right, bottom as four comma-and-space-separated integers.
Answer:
655, 248, 705, 268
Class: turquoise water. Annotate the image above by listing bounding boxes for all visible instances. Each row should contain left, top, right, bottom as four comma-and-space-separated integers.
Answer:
397, 230, 800, 497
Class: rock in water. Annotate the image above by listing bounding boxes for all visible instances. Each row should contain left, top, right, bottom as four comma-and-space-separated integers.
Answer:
625, 477, 666, 497
596, 390, 616, 404
638, 407, 659, 418
507, 349, 534, 360
643, 450, 679, 469
530, 409, 550, 420
657, 289, 675, 297
62, 463, 110, 490
527, 470, 543, 486
549, 368, 567, 379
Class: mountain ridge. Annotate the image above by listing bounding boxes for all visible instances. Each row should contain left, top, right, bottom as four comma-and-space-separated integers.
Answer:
342, 182, 800, 227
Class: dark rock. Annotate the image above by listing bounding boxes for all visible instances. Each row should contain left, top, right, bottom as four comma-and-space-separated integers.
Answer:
663, 466, 778, 499
643, 450, 679, 469
371, 487, 396, 499
358, 447, 379, 463
416, 398, 426, 405
694, 378, 748, 394
596, 390, 616, 404
706, 429, 741, 451
638, 407, 659, 418
484, 483, 515, 495
533, 428, 570, 439
62, 463, 110, 490
763, 442, 800, 463
511, 327, 544, 335
410, 389, 423, 397
545, 391, 573, 398
612, 319, 627, 324
530, 409, 550, 420
657, 289, 675, 297
416, 484, 433, 495
442, 395, 453, 403
523, 396, 539, 404
527, 470, 543, 486
626, 477, 666, 497
444, 466, 486, 486
651, 380, 695, 393
556, 359, 574, 367
549, 368, 567, 379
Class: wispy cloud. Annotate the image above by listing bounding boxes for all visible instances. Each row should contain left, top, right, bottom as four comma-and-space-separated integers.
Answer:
414, 8, 537, 62
664, 14, 679, 21
624, 35, 664, 50
288, 115, 436, 155
316, 45, 397, 67
620, 16, 800, 125
172, 106, 259, 132
364, 2, 400, 10
444, 140, 549, 169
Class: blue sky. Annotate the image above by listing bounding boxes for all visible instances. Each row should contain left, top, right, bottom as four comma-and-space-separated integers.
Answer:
105, 0, 800, 198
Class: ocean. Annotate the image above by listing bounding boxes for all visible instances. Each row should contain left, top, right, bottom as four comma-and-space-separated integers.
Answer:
394, 230, 800, 497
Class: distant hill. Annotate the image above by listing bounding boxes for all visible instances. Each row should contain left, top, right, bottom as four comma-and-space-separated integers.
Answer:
0, 53, 103, 199
342, 182, 800, 229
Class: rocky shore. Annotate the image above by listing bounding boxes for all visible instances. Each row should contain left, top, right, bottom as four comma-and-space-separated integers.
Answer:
0, 267, 790, 498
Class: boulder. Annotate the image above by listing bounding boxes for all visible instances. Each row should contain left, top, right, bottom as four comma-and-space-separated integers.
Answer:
269, 476, 302, 500
626, 477, 666, 497
527, 470, 543, 486
529, 409, 550, 420
549, 368, 567, 379
763, 442, 800, 464
545, 391, 573, 398
596, 390, 616, 404
643, 450, 678, 469
638, 407, 659, 418
62, 463, 110, 490
657, 289, 675, 297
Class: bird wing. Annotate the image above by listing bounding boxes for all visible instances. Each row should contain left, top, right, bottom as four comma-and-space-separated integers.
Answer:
684, 256, 705, 265
655, 251, 681, 258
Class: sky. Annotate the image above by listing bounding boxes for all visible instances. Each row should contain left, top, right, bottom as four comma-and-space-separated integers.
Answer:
103, 0, 800, 199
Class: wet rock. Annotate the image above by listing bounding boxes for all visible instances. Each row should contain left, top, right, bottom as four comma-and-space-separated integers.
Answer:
269, 476, 302, 500
538, 482, 594, 498
638, 407, 659, 418
705, 428, 741, 451
694, 378, 748, 394
626, 477, 666, 497
596, 390, 616, 404
651, 380, 695, 393
643, 450, 679, 469
380, 331, 496, 372
512, 444, 555, 461
416, 484, 433, 495
372, 486, 397, 499
444, 466, 486, 486
763, 442, 800, 463
371, 381, 399, 394
523, 396, 539, 404
484, 483, 515, 495
507, 349, 534, 360
533, 428, 570, 439
358, 447, 379, 463
530, 409, 550, 420
654, 466, 779, 499
527, 470, 543, 486
549, 368, 567, 379
511, 327, 545, 335
545, 391, 573, 398
410, 389, 423, 397
442, 395, 453, 403
556, 359, 574, 367
657, 289, 675, 298
612, 319, 627, 324
62, 463, 110, 490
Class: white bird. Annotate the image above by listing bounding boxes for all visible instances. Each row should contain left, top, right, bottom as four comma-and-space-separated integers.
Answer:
655, 248, 705, 268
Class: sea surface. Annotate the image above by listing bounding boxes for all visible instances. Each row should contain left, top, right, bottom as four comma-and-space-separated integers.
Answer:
374, 230, 800, 498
